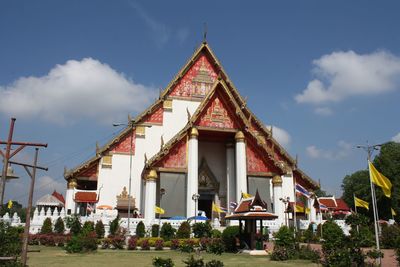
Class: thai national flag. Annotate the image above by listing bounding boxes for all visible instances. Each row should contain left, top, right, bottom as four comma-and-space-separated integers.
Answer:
230, 202, 238, 210
319, 203, 328, 210
295, 184, 311, 198
220, 207, 228, 213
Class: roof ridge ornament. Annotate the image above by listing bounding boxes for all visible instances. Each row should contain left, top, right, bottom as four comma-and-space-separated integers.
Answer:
203, 22, 207, 44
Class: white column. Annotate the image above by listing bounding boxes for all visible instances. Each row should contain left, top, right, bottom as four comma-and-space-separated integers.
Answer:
235, 131, 247, 203
187, 128, 199, 218
226, 143, 235, 209
65, 179, 77, 215
272, 175, 284, 224
310, 197, 317, 223
144, 170, 157, 225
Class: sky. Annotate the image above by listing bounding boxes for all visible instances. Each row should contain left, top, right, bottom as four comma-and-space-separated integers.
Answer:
1, 1, 400, 206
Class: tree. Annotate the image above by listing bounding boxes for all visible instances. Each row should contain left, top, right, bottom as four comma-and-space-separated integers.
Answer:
109, 216, 120, 236
341, 142, 400, 220
54, 217, 65, 234
41, 217, 53, 234
95, 220, 105, 239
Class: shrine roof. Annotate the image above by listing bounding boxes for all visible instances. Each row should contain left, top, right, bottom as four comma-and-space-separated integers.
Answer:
52, 190, 65, 204
225, 212, 278, 220
318, 197, 337, 208
335, 199, 350, 211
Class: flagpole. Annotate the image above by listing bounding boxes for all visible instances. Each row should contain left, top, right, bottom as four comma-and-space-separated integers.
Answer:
293, 180, 297, 232
353, 194, 359, 233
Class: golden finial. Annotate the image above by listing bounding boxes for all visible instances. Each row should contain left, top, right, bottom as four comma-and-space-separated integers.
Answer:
186, 107, 191, 122
96, 142, 100, 155
160, 135, 164, 149
203, 22, 207, 44
144, 153, 148, 165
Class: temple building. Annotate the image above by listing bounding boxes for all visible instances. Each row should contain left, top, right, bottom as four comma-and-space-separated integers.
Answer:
64, 42, 319, 228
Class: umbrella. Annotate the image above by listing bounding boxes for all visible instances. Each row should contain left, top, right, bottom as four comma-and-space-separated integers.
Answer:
187, 216, 208, 221
169, 216, 186, 220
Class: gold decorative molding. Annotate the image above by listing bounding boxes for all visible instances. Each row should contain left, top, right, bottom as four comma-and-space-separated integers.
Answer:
146, 169, 158, 181
235, 131, 245, 142
272, 175, 283, 186
163, 99, 173, 111
190, 127, 199, 139
67, 178, 77, 189
136, 125, 146, 137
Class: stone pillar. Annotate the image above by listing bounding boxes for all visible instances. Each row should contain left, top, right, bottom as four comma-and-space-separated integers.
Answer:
235, 131, 247, 203
187, 128, 199, 218
226, 143, 235, 210
272, 175, 284, 224
144, 169, 158, 225
65, 179, 77, 215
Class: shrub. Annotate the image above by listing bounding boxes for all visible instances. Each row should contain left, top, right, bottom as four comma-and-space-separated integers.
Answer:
183, 255, 204, 267
221, 226, 239, 252
65, 232, 97, 253
381, 224, 400, 249
109, 216, 120, 237
199, 237, 210, 250
152, 224, 160, 237
205, 260, 224, 267
95, 220, 105, 239
273, 226, 295, 250
41, 217, 53, 234
54, 217, 65, 234
155, 238, 164, 250
270, 246, 290, 261
141, 238, 150, 250
366, 249, 384, 265
110, 235, 125, 249
321, 220, 351, 267
66, 215, 82, 235
160, 223, 176, 241
101, 238, 111, 249
177, 221, 191, 239
296, 245, 320, 263
0, 222, 22, 258
170, 239, 180, 250
180, 239, 195, 253
211, 229, 221, 238
136, 221, 146, 238
82, 221, 95, 235
206, 238, 224, 255
128, 236, 138, 250
153, 257, 175, 267
39, 234, 56, 246
28, 234, 40, 245
192, 222, 211, 238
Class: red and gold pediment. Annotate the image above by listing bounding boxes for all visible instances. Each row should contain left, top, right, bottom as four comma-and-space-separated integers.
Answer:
196, 91, 238, 129
76, 161, 99, 181
169, 54, 218, 98
246, 140, 279, 174
155, 138, 187, 169
142, 105, 164, 125
110, 130, 136, 154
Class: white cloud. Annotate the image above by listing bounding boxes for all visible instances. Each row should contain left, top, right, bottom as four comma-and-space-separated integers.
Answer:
392, 132, 400, 143
306, 140, 352, 160
36, 175, 65, 196
314, 107, 333, 116
0, 58, 156, 125
295, 50, 400, 104
267, 125, 291, 148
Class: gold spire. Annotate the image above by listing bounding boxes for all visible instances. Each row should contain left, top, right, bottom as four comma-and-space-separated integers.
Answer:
235, 131, 245, 142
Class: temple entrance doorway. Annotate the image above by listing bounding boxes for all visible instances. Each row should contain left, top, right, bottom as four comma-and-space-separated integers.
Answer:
198, 193, 213, 219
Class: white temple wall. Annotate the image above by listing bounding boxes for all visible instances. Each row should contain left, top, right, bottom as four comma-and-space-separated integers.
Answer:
94, 98, 200, 212
281, 172, 295, 202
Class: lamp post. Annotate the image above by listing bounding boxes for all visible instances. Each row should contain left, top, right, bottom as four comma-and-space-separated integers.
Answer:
158, 188, 165, 237
112, 121, 151, 235
356, 141, 384, 266
192, 193, 200, 223
279, 197, 290, 227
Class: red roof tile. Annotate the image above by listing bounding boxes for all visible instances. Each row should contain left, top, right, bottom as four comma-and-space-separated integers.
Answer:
334, 199, 350, 211
318, 198, 337, 208
52, 190, 65, 204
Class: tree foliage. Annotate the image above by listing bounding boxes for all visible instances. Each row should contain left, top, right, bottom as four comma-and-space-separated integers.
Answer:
341, 142, 400, 220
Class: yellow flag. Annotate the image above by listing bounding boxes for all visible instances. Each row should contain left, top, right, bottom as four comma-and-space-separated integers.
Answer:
7, 200, 13, 209
242, 192, 253, 199
212, 202, 225, 213
369, 161, 392, 198
392, 208, 397, 216
295, 204, 304, 213
305, 208, 311, 214
354, 196, 369, 210
154, 206, 165, 214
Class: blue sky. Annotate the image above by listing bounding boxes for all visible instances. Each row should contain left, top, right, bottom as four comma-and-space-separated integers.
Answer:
1, 1, 400, 204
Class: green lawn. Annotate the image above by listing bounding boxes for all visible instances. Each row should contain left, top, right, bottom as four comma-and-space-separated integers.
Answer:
27, 246, 317, 267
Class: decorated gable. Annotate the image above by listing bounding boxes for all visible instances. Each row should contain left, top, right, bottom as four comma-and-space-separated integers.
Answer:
76, 161, 99, 181
246, 141, 279, 174
196, 91, 238, 129
170, 54, 218, 98
110, 130, 136, 154
142, 105, 164, 125
155, 138, 187, 169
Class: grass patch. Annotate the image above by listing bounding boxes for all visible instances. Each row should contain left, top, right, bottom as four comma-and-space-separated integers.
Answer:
27, 246, 317, 267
